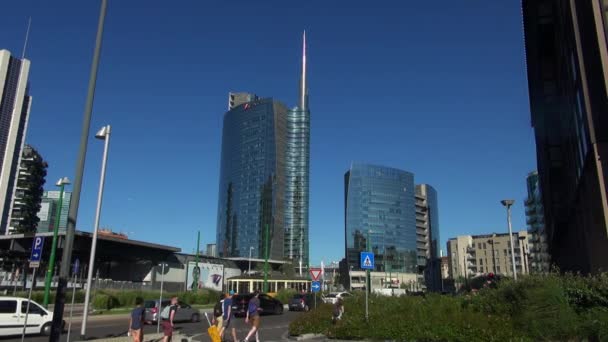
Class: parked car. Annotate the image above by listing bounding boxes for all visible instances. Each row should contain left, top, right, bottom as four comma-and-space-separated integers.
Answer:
288, 293, 315, 312
231, 293, 283, 317
143, 299, 200, 323
322, 292, 351, 304
0, 297, 64, 337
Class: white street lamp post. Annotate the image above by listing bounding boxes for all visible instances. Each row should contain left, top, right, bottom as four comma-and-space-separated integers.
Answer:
81, 125, 111, 339
501, 199, 517, 280
248, 247, 255, 274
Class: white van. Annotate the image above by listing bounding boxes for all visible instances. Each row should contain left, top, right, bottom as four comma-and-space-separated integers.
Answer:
0, 297, 58, 336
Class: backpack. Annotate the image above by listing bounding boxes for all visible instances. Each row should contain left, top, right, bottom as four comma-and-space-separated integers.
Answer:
213, 300, 224, 317
160, 305, 172, 320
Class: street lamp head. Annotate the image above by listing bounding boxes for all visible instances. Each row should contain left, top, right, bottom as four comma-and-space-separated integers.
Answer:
56, 177, 71, 186
95, 125, 111, 140
501, 199, 515, 208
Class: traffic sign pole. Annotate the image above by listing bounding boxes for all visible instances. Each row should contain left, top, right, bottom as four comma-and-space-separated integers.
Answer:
21, 267, 37, 342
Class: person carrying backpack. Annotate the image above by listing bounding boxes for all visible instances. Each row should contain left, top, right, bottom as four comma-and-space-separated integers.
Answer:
212, 294, 225, 330
220, 290, 237, 342
161, 296, 178, 342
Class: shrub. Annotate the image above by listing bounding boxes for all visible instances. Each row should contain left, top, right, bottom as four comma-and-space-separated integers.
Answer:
275, 288, 297, 304
290, 273, 608, 341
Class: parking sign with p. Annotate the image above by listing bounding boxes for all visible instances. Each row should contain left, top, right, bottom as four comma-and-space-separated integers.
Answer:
29, 236, 44, 268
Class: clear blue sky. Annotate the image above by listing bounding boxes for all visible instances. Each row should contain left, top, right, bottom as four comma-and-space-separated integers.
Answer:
1, 1, 535, 266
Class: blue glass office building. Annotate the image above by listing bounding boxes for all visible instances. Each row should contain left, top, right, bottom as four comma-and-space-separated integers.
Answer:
216, 33, 310, 266
216, 98, 288, 260
344, 163, 417, 272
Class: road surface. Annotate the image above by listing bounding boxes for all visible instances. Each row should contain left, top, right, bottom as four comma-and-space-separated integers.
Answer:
0, 310, 302, 341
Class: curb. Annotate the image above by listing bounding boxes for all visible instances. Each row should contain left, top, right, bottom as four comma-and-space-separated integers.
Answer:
75, 332, 191, 342
292, 333, 326, 341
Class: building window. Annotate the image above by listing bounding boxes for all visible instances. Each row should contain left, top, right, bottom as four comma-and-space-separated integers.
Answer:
483, 243, 487, 249
479, 259, 483, 265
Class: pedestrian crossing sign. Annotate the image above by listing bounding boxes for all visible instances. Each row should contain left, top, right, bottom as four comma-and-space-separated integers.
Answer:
360, 252, 374, 270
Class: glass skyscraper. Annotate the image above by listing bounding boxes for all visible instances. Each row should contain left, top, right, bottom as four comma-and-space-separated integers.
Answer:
344, 163, 417, 273
216, 33, 310, 266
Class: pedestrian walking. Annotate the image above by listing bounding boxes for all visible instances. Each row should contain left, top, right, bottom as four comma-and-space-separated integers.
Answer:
243, 291, 262, 342
220, 290, 238, 342
332, 298, 344, 324
161, 296, 179, 342
128, 297, 145, 342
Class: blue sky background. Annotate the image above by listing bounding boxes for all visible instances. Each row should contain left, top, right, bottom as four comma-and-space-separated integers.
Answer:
0, 1, 535, 265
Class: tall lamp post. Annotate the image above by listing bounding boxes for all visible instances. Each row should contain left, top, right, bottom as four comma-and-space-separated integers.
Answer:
157, 262, 167, 334
248, 247, 255, 274
42, 177, 70, 308
80, 125, 112, 340
501, 199, 517, 280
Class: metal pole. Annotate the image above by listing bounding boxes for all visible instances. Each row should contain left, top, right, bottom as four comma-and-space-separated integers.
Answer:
80, 126, 111, 340
43, 183, 65, 308
365, 230, 370, 323
12, 266, 18, 295
248, 247, 253, 274
21, 267, 37, 342
157, 263, 165, 334
51, 1, 107, 340
507, 206, 517, 280
66, 272, 77, 342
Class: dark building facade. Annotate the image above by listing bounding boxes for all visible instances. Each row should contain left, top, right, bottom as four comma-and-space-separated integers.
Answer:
415, 184, 442, 291
344, 163, 418, 273
522, 0, 608, 272
216, 33, 310, 266
0, 50, 32, 235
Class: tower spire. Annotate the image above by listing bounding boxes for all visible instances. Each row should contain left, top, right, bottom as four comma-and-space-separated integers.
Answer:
299, 30, 307, 110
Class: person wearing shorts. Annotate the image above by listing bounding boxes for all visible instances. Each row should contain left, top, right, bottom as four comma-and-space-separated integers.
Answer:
243, 291, 261, 342
162, 297, 178, 342
220, 290, 238, 342
128, 297, 145, 342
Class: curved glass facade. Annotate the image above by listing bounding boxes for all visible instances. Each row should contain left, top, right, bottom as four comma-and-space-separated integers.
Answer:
284, 107, 310, 266
424, 185, 440, 259
216, 98, 310, 265
344, 163, 417, 272
216, 98, 287, 260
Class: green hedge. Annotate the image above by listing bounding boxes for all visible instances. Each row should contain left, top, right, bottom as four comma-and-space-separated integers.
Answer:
290, 273, 608, 341
5, 289, 221, 311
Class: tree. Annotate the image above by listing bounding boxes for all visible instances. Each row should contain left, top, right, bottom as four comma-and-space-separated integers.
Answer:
280, 260, 295, 278
13, 145, 47, 234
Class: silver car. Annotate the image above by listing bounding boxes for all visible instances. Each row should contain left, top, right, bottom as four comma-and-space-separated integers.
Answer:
143, 300, 200, 323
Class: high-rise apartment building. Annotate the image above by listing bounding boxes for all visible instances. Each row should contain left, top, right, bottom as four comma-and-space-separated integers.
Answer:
415, 184, 441, 291
447, 231, 530, 280
216, 33, 310, 266
7, 145, 46, 233
525, 171, 550, 272
344, 163, 418, 273
36, 190, 72, 233
522, 0, 608, 273
0, 50, 32, 234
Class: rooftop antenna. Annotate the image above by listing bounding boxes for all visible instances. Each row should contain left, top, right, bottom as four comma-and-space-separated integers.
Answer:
21, 17, 32, 60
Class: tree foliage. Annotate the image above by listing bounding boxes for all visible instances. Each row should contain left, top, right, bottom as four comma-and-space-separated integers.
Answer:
14, 145, 47, 234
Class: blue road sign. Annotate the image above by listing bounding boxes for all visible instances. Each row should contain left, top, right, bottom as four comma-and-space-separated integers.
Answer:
311, 281, 321, 293
73, 259, 80, 275
30, 236, 44, 262
360, 251, 374, 270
